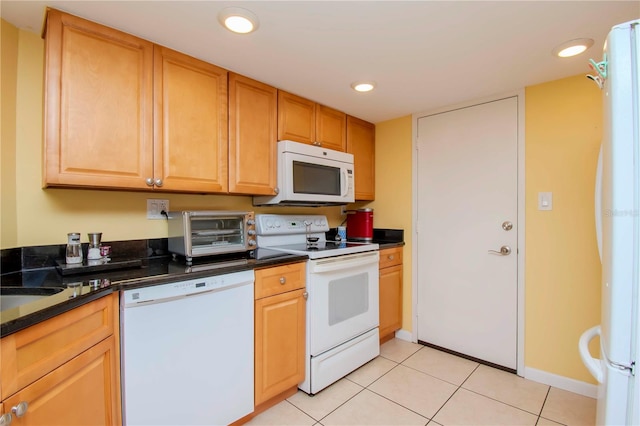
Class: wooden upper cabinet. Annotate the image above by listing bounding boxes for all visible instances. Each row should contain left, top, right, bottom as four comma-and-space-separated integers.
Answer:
316, 105, 347, 151
43, 9, 154, 190
153, 45, 228, 193
228, 73, 277, 195
277, 91, 347, 151
277, 91, 316, 144
346, 115, 376, 200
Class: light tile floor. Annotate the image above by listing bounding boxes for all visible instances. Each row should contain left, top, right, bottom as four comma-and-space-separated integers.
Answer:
246, 338, 596, 426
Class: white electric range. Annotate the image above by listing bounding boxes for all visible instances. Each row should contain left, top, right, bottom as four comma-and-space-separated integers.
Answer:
256, 214, 380, 394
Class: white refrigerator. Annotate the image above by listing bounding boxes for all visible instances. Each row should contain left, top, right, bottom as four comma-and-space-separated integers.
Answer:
579, 19, 639, 426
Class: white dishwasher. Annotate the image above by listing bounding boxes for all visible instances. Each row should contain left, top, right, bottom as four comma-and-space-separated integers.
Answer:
121, 270, 254, 426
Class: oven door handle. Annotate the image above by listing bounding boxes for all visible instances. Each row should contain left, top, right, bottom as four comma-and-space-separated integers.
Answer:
309, 252, 379, 273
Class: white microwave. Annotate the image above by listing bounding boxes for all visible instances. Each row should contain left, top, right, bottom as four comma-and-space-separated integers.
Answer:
253, 140, 354, 206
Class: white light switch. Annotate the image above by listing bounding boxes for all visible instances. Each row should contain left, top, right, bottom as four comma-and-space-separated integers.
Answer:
538, 192, 553, 211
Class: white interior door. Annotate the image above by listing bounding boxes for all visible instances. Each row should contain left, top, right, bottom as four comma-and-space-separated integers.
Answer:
416, 97, 518, 370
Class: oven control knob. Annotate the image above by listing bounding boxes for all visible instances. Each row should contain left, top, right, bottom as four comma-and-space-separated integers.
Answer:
247, 219, 255, 226
248, 230, 256, 236
248, 239, 256, 246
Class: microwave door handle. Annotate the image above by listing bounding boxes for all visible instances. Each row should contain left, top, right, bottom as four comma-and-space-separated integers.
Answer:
341, 169, 348, 197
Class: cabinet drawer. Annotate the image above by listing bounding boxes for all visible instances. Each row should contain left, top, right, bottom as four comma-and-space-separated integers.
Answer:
255, 262, 306, 299
379, 247, 403, 269
0, 293, 118, 398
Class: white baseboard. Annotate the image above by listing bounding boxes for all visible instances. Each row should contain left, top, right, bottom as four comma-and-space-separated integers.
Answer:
524, 367, 598, 398
394, 329, 412, 342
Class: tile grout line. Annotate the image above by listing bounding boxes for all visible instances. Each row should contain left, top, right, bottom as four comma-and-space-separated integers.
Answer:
534, 387, 570, 426
360, 359, 432, 424
311, 345, 427, 424
456, 364, 552, 422
314, 384, 368, 424
437, 362, 482, 417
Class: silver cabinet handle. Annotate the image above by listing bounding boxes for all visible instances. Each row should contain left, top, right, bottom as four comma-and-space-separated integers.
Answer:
303, 291, 308, 300
11, 402, 28, 418
502, 221, 513, 231
279, 277, 286, 285
488, 246, 511, 256
388, 255, 394, 260
145, 178, 154, 186
0, 413, 12, 426
154, 178, 163, 187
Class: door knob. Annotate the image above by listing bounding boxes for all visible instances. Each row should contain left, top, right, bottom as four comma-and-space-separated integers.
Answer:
488, 246, 511, 255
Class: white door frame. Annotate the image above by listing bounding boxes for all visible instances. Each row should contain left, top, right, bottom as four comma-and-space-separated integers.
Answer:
411, 89, 526, 376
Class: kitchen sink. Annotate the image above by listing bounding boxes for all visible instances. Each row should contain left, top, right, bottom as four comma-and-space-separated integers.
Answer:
0, 287, 64, 311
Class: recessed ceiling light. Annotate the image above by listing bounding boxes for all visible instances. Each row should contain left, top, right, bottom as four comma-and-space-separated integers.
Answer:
552, 38, 594, 58
218, 7, 259, 34
351, 82, 376, 92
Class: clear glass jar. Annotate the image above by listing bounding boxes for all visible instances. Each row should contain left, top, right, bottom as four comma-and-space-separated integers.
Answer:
65, 232, 83, 264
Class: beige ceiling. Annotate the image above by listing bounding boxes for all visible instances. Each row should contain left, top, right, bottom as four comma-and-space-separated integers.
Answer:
2, 1, 638, 123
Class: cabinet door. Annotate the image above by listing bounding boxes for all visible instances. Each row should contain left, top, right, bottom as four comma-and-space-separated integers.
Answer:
346, 116, 376, 200
255, 289, 306, 406
229, 73, 277, 195
379, 264, 403, 341
154, 45, 228, 193
277, 91, 316, 144
316, 105, 347, 151
44, 9, 154, 189
3, 336, 121, 426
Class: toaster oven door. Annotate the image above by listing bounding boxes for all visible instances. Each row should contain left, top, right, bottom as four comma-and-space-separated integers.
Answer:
190, 216, 246, 255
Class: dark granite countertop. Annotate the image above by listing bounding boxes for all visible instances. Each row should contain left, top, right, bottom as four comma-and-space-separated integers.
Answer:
1, 226, 406, 337
0, 249, 307, 337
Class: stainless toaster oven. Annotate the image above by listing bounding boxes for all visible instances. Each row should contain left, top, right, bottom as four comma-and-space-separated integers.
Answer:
167, 211, 256, 262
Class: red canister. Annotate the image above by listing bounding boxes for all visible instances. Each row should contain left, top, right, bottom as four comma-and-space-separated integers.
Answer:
346, 208, 374, 242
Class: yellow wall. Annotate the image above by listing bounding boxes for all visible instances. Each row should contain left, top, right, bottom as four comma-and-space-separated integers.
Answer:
525, 75, 602, 383
1, 19, 19, 247
2, 25, 341, 249
372, 77, 602, 384
370, 116, 413, 331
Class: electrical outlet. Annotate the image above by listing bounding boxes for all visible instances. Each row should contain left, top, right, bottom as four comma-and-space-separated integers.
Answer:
147, 199, 169, 219
341, 205, 347, 215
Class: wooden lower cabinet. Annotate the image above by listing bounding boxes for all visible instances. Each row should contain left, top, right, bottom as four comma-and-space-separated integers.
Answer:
254, 263, 306, 408
0, 293, 121, 425
2, 336, 121, 426
379, 247, 403, 343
